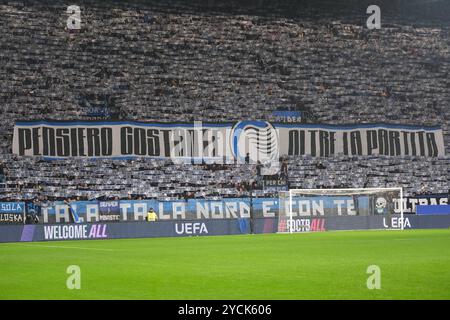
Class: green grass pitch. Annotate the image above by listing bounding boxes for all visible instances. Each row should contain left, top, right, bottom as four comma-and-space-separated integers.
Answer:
1, 229, 449, 300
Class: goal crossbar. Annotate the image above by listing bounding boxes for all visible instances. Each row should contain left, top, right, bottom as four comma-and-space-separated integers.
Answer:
283, 187, 404, 233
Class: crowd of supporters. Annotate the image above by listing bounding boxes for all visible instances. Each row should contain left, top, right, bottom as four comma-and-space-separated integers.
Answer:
0, 0, 449, 201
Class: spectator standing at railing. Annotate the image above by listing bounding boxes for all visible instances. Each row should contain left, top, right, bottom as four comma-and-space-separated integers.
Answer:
64, 198, 80, 223
25, 198, 40, 224
0, 162, 4, 183
146, 208, 158, 222
245, 153, 250, 164
280, 158, 288, 178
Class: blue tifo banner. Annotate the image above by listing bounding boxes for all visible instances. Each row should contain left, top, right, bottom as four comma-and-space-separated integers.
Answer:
0, 202, 25, 214
0, 202, 25, 224
41, 199, 254, 224
416, 205, 450, 215
99, 201, 121, 222
403, 193, 448, 213
36, 195, 422, 224
12, 120, 446, 159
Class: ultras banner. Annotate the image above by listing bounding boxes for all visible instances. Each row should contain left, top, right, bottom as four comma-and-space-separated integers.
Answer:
36, 196, 410, 224
98, 201, 121, 222
0, 202, 25, 224
13, 121, 445, 160
403, 193, 448, 213
11, 193, 449, 224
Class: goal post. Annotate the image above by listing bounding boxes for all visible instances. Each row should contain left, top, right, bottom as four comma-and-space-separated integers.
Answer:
278, 187, 404, 233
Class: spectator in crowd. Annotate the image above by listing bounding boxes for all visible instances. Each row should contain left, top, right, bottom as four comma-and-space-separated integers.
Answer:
0, 162, 4, 183
256, 161, 263, 176
280, 158, 288, 177
316, 161, 326, 170
0, 1, 448, 204
25, 213, 39, 224
245, 153, 250, 164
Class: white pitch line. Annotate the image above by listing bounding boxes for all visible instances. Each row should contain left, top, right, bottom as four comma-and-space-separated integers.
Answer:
9, 243, 116, 252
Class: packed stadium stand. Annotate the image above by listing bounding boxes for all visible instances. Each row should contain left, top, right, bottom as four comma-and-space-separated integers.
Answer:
0, 0, 449, 201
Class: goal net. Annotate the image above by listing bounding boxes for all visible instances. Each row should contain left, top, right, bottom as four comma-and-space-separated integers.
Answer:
277, 188, 404, 233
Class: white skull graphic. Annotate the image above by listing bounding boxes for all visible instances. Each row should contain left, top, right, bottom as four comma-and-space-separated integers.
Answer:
375, 197, 387, 214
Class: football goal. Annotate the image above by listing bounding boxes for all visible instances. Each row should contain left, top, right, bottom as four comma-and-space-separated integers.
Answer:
278, 187, 404, 233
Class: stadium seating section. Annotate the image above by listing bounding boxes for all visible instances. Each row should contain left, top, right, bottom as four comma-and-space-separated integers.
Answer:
0, 0, 449, 201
